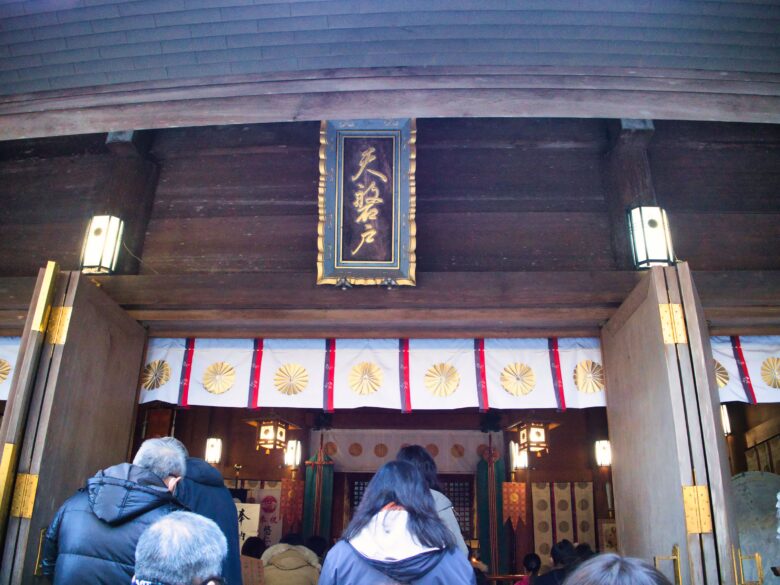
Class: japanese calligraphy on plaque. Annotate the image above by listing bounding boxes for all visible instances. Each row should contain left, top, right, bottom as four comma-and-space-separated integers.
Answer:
317, 119, 416, 286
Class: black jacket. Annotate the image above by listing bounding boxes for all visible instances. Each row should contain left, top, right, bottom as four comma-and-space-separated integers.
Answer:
175, 457, 242, 585
42, 463, 181, 585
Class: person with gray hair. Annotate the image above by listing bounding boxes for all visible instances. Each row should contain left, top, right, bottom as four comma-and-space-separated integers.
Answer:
133, 511, 227, 585
42, 438, 187, 584
562, 553, 672, 585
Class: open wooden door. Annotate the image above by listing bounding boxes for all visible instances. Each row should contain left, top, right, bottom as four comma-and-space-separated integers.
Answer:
0, 265, 146, 583
602, 262, 739, 585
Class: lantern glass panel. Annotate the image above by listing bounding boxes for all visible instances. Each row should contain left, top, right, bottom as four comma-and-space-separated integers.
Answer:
720, 405, 731, 436
627, 206, 674, 270
205, 438, 222, 464
595, 440, 612, 467
81, 215, 124, 274
285, 439, 302, 467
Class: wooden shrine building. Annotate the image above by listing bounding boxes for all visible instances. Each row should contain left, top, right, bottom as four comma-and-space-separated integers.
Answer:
0, 2, 778, 584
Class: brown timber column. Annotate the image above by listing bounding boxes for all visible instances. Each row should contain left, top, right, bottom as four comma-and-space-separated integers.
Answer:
102, 130, 159, 275
604, 119, 657, 269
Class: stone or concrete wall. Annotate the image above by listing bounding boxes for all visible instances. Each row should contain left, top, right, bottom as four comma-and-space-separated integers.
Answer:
733, 472, 780, 583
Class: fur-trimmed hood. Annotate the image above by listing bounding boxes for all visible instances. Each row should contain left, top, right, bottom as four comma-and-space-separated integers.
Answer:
261, 543, 321, 571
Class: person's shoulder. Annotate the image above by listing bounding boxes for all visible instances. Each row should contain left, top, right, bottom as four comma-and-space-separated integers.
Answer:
431, 489, 453, 509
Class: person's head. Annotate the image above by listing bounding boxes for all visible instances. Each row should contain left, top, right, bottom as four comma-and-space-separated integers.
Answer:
563, 553, 673, 585
551, 539, 577, 567
133, 437, 188, 492
523, 552, 542, 575
342, 460, 454, 550
240, 536, 266, 559
279, 533, 304, 546
134, 511, 227, 585
576, 543, 595, 561
396, 444, 442, 492
305, 535, 328, 559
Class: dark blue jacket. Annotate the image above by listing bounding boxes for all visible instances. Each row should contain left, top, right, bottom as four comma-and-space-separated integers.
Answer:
175, 457, 242, 585
319, 541, 476, 585
42, 463, 181, 585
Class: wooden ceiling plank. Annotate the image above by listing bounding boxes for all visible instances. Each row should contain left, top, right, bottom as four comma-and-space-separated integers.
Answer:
1, 69, 779, 140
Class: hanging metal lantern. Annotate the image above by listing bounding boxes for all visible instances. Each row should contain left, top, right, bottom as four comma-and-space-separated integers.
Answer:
255, 418, 288, 452
518, 422, 548, 454
627, 206, 675, 270
80, 215, 124, 274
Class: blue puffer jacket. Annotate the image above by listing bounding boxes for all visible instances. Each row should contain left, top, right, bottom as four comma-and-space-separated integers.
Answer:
42, 463, 181, 585
175, 457, 242, 585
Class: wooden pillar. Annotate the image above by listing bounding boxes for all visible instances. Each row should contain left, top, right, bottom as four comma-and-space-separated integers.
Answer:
101, 130, 159, 274
604, 119, 657, 269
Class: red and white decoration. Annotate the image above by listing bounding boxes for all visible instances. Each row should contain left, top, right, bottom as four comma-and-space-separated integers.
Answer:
3, 335, 778, 409
312, 428, 503, 474
138, 338, 187, 405
712, 336, 780, 404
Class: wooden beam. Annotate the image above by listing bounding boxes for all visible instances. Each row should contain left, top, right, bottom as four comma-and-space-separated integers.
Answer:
1, 270, 779, 337
1, 67, 779, 140
604, 119, 658, 269
101, 134, 159, 275
105, 130, 152, 158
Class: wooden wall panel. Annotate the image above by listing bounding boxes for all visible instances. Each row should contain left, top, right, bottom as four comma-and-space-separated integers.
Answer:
416, 212, 614, 271
142, 118, 612, 274
671, 213, 780, 271
0, 150, 158, 276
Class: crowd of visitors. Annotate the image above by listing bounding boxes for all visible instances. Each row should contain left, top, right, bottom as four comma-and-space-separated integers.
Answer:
39, 438, 674, 585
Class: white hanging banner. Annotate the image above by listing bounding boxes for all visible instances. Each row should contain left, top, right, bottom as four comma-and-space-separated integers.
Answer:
711, 336, 780, 404
558, 338, 607, 409
256, 339, 326, 409
332, 339, 401, 410
187, 338, 253, 407
257, 486, 283, 546
484, 338, 558, 410
408, 339, 480, 410
312, 428, 503, 474
0, 337, 20, 401
711, 336, 750, 403
138, 338, 187, 405
129, 336, 779, 409
737, 336, 780, 403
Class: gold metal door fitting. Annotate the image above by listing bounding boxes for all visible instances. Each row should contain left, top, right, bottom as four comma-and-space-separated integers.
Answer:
682, 485, 713, 534
10, 473, 38, 519
46, 306, 72, 346
654, 544, 682, 585
735, 548, 764, 585
660, 303, 687, 344
34, 528, 46, 576
31, 261, 58, 333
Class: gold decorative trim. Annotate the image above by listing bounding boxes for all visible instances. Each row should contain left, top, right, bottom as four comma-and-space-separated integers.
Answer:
760, 356, 780, 389
574, 360, 605, 393
141, 359, 171, 390
0, 359, 10, 385
349, 361, 383, 395
406, 117, 417, 286
316, 120, 329, 284
500, 362, 536, 396
316, 119, 416, 286
713, 360, 729, 389
202, 361, 236, 395
424, 363, 460, 397
274, 363, 309, 395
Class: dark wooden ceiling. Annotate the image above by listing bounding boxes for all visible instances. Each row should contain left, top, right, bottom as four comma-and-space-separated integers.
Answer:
0, 117, 778, 337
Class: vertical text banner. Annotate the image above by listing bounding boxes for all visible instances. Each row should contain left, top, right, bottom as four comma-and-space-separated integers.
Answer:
317, 119, 416, 286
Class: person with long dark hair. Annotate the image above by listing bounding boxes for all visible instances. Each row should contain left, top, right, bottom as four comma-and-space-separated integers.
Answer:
318, 461, 475, 584
397, 445, 469, 555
